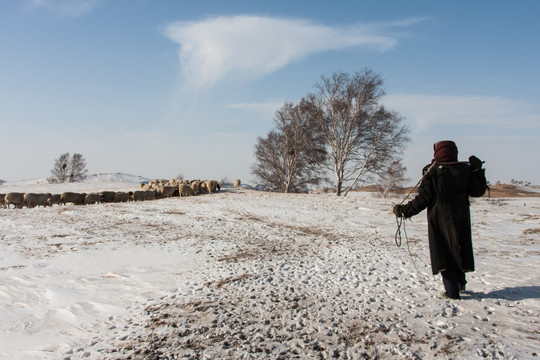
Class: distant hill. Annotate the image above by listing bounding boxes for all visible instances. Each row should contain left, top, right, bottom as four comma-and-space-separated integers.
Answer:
81, 173, 151, 184
0, 173, 152, 193
3, 173, 150, 187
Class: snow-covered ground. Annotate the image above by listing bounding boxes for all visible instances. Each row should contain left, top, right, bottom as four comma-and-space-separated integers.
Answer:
0, 177, 538, 359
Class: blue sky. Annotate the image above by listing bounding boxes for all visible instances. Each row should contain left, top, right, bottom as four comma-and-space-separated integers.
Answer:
1, 0, 539, 185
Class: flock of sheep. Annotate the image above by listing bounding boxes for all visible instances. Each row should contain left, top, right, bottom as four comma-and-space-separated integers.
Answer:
0, 178, 242, 209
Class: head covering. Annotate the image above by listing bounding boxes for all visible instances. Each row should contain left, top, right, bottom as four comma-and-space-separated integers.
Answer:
433, 140, 458, 162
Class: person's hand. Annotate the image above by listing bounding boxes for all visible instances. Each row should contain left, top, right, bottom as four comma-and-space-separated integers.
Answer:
393, 204, 403, 217
469, 155, 484, 170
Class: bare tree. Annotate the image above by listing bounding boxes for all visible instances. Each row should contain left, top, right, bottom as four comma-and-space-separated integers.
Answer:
378, 158, 409, 198
69, 153, 88, 182
306, 69, 409, 196
49, 152, 71, 183
252, 101, 327, 193
49, 153, 88, 183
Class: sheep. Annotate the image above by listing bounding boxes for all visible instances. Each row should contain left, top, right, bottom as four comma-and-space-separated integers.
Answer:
0, 194, 5, 209
61, 192, 86, 205
199, 181, 209, 194
132, 190, 147, 202
205, 180, 219, 193
133, 190, 155, 201
160, 186, 177, 198
234, 179, 241, 189
204, 180, 214, 193
190, 180, 200, 194
23, 193, 52, 208
178, 183, 195, 197
149, 179, 166, 188
47, 194, 62, 206
141, 184, 152, 191
145, 190, 157, 201
5, 192, 25, 209
139, 183, 148, 189
100, 191, 116, 203
84, 193, 102, 205
113, 192, 132, 203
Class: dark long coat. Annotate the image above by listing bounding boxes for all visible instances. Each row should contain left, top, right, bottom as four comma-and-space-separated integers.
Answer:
402, 163, 487, 275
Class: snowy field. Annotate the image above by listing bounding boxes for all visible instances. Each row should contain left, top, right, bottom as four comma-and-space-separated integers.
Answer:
0, 176, 539, 359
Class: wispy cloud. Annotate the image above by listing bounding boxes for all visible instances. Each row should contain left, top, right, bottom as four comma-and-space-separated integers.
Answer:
164, 15, 421, 90
227, 101, 283, 116
27, 0, 100, 17
384, 94, 540, 131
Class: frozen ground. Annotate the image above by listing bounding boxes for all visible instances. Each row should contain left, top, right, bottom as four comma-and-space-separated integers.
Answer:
0, 177, 538, 359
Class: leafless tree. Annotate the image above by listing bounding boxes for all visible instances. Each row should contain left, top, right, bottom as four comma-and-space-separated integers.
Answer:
49, 152, 71, 183
306, 69, 409, 196
49, 152, 87, 183
378, 158, 409, 198
252, 101, 327, 193
69, 153, 88, 182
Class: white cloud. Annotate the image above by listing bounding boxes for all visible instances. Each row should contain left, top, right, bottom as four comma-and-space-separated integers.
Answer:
227, 101, 283, 117
27, 0, 100, 17
163, 15, 418, 89
384, 94, 540, 131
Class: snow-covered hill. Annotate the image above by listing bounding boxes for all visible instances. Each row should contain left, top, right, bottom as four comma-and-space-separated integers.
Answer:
0, 173, 150, 193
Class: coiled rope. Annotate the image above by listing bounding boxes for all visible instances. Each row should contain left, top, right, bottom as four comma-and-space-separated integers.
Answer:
394, 161, 442, 273
394, 162, 437, 247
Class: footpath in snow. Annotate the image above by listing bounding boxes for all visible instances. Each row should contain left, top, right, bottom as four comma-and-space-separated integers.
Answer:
0, 185, 538, 359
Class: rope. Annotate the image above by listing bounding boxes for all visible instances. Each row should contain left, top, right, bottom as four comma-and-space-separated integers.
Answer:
393, 161, 441, 273
394, 216, 402, 247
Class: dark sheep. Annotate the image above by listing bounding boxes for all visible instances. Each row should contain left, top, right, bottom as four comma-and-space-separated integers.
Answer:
100, 191, 116, 203
61, 192, 86, 205
85, 193, 102, 205
23, 193, 52, 208
47, 194, 62, 206
113, 192, 132, 202
5, 192, 25, 209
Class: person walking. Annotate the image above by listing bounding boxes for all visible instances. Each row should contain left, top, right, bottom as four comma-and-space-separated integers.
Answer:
393, 140, 487, 299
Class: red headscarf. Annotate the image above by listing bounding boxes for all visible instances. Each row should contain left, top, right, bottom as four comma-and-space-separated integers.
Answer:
433, 140, 458, 162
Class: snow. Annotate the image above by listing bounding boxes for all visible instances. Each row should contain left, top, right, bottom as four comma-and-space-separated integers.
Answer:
0, 176, 539, 359
0, 173, 149, 194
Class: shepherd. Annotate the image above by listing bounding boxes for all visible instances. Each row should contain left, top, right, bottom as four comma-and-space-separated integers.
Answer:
393, 140, 487, 299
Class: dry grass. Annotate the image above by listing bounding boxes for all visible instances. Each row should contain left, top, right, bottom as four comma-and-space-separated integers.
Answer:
204, 273, 251, 288
381, 183, 540, 199
523, 228, 540, 235
485, 184, 540, 198
161, 210, 186, 215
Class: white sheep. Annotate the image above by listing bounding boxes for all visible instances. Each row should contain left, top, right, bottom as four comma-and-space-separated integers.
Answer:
179, 184, 195, 197
190, 180, 200, 194
234, 179, 241, 189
